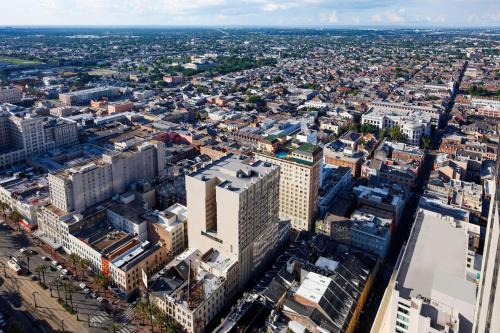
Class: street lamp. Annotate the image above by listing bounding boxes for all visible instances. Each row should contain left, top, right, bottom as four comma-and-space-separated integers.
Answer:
0, 262, 6, 277
32, 291, 38, 308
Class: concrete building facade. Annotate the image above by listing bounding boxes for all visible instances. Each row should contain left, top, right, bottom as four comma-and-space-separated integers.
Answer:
186, 154, 280, 288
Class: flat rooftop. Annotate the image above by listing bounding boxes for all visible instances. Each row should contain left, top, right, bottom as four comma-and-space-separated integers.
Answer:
396, 207, 474, 302
189, 153, 277, 193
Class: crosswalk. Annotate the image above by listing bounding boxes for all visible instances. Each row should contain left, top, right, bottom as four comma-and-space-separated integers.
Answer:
121, 306, 135, 322
89, 308, 138, 332
89, 311, 110, 327
117, 325, 135, 333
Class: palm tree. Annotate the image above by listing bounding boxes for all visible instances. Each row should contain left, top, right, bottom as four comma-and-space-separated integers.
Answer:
68, 253, 80, 277
9, 211, 21, 231
134, 301, 148, 326
77, 258, 90, 281
39, 263, 48, 285
93, 272, 108, 296
35, 265, 44, 281
63, 281, 74, 308
54, 278, 61, 300
152, 306, 167, 333
24, 251, 32, 272
0, 201, 8, 221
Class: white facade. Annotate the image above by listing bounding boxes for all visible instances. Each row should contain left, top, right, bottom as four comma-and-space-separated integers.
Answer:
186, 154, 280, 288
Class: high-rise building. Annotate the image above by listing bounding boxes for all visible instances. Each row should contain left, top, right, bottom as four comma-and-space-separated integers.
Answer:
473, 145, 500, 333
0, 111, 78, 168
186, 153, 280, 287
371, 198, 477, 333
255, 142, 322, 231
48, 140, 166, 213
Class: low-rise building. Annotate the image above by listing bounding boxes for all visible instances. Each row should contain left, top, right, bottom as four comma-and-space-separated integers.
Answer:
149, 248, 238, 333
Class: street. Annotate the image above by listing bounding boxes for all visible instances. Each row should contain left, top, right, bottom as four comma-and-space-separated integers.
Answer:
0, 220, 137, 333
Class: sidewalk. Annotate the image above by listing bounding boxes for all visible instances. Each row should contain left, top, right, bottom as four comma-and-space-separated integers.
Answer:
2, 269, 91, 333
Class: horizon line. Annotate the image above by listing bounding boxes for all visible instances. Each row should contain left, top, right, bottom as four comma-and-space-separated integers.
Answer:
1, 24, 500, 30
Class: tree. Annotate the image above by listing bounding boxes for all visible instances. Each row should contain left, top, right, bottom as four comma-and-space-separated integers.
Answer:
35, 264, 48, 285
347, 122, 360, 132
63, 281, 75, 308
389, 126, 405, 143
9, 211, 22, 230
54, 278, 61, 300
421, 136, 432, 149
68, 253, 80, 277
247, 95, 262, 104
134, 301, 148, 326
360, 123, 379, 134
35, 265, 43, 281
24, 251, 32, 272
152, 305, 167, 333
93, 272, 108, 296
77, 258, 90, 280
108, 322, 121, 333
0, 201, 8, 221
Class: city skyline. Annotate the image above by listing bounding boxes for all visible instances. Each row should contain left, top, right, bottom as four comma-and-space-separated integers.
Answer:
1, 0, 500, 27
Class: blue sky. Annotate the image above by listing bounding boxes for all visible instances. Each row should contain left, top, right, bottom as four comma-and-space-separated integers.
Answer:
1, 0, 499, 27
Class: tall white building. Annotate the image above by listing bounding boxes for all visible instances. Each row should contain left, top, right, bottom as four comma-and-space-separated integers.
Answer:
255, 143, 322, 231
473, 147, 500, 333
186, 154, 280, 288
372, 198, 477, 333
48, 140, 166, 213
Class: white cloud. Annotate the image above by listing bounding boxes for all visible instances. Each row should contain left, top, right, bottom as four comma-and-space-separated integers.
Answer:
371, 13, 382, 23
371, 10, 404, 23
320, 10, 338, 23
262, 2, 293, 12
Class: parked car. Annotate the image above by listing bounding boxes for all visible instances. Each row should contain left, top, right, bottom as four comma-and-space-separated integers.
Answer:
41, 256, 48, 261
19, 248, 27, 254
91, 292, 98, 299
83, 288, 91, 294
56, 265, 63, 271
61, 269, 69, 275
79, 283, 87, 289
51, 260, 58, 266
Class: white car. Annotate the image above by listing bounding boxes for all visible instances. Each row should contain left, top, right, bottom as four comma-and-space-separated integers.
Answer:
19, 248, 27, 254
56, 265, 63, 271
83, 288, 91, 294
79, 283, 87, 289
97, 297, 105, 303
41, 256, 47, 261
61, 269, 69, 275
51, 260, 58, 266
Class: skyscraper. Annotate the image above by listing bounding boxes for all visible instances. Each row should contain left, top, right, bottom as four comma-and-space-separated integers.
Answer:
186, 154, 280, 288
255, 142, 322, 231
473, 143, 500, 332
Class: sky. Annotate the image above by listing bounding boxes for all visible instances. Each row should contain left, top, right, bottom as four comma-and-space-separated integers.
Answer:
1, 0, 499, 27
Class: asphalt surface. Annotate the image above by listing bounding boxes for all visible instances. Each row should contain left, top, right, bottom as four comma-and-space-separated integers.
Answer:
355, 65, 465, 332
0, 220, 137, 333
